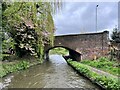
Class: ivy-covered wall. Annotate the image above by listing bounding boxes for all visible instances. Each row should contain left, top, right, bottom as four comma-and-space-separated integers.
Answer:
2, 1, 61, 60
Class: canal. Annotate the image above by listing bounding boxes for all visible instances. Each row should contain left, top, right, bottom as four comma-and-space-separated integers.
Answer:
1, 55, 101, 89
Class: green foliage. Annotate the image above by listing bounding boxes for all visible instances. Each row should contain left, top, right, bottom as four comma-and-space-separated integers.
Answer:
0, 31, 2, 61
110, 27, 120, 61
1, 54, 10, 61
81, 57, 119, 76
2, 37, 15, 53
0, 3, 2, 61
1, 32, 15, 60
111, 27, 120, 43
0, 67, 7, 78
49, 47, 69, 55
2, 2, 62, 59
0, 60, 30, 77
67, 59, 120, 90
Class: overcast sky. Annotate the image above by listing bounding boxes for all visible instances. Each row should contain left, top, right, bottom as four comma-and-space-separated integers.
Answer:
53, 2, 118, 36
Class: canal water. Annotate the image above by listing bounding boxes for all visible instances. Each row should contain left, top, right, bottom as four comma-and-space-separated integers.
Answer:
1, 55, 100, 89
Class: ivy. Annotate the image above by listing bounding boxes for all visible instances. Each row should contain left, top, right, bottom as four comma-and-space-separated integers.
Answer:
2, 1, 62, 60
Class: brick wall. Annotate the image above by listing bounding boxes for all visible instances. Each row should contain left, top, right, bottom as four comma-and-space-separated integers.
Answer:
54, 31, 109, 60
76, 31, 109, 60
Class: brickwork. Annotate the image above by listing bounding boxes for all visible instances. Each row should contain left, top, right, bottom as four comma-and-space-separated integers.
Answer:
45, 31, 109, 60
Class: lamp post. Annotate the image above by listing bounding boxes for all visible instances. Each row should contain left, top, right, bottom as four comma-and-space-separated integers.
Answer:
96, 5, 99, 32
95, 5, 99, 57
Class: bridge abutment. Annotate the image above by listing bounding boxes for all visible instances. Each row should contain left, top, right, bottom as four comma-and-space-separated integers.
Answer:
69, 50, 81, 62
44, 50, 49, 60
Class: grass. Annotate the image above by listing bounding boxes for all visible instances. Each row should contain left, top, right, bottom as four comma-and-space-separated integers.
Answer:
67, 59, 120, 90
80, 57, 120, 76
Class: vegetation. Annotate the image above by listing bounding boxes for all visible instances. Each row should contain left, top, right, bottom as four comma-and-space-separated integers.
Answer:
0, 1, 62, 77
1, 37, 15, 61
110, 27, 120, 61
0, 60, 30, 77
111, 27, 120, 43
0, 2, 2, 60
2, 1, 62, 61
49, 47, 69, 55
81, 57, 120, 76
67, 59, 120, 90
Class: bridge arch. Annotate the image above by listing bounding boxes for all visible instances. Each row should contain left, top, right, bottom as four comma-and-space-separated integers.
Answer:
44, 46, 82, 61
44, 31, 109, 61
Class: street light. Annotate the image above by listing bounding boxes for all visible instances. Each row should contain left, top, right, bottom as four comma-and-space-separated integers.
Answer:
96, 5, 99, 32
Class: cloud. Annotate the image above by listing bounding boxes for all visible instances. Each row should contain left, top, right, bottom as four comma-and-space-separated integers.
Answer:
54, 2, 118, 35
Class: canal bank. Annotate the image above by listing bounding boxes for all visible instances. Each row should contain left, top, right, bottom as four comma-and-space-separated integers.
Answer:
1, 55, 101, 89
0, 56, 41, 78
66, 58, 120, 90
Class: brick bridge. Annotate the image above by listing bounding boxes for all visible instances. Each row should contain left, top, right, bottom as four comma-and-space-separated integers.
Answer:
44, 31, 109, 61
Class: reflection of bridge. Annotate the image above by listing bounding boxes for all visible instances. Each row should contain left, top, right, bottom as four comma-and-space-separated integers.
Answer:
44, 31, 109, 61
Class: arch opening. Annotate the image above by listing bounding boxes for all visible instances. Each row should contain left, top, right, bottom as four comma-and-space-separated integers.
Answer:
44, 46, 82, 62
49, 47, 69, 56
